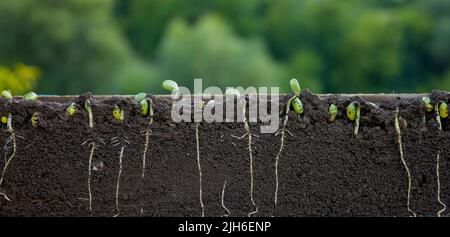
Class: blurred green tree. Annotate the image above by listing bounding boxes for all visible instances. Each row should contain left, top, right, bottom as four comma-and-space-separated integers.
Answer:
0, 63, 40, 94
0, 0, 157, 94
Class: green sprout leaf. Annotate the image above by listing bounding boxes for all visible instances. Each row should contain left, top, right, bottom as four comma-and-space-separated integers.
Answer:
84, 100, 93, 128
225, 88, 240, 97
439, 101, 448, 119
23, 92, 38, 101
134, 92, 147, 102
329, 104, 338, 122
162, 80, 179, 92
1, 90, 12, 100
292, 97, 304, 114
346, 102, 358, 121
113, 105, 124, 122
290, 78, 301, 96
140, 99, 149, 116
65, 103, 77, 116
422, 97, 433, 112
31, 112, 39, 128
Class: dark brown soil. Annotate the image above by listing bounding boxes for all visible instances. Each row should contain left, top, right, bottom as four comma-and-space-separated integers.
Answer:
0, 90, 449, 217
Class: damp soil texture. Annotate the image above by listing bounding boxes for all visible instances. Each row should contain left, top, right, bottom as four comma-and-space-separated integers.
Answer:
1, 90, 450, 217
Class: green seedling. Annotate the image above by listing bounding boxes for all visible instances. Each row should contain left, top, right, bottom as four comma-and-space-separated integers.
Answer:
134, 92, 147, 103
65, 103, 77, 116
274, 79, 304, 215
292, 98, 304, 114
162, 80, 178, 92
347, 102, 361, 136
84, 100, 93, 128
112, 105, 124, 122
140, 99, 149, 116
23, 92, 37, 101
422, 97, 433, 112
138, 96, 155, 214
329, 104, 338, 122
290, 78, 301, 96
1, 90, 12, 100
439, 101, 448, 119
346, 102, 357, 121
31, 112, 39, 128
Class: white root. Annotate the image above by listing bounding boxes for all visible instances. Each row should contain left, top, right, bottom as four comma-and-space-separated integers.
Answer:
0, 114, 17, 202
114, 146, 125, 217
221, 180, 231, 217
436, 151, 446, 217
394, 108, 416, 217
195, 123, 205, 217
241, 100, 258, 217
140, 129, 150, 214
435, 103, 442, 131
354, 105, 361, 136
274, 96, 295, 214
86, 142, 96, 213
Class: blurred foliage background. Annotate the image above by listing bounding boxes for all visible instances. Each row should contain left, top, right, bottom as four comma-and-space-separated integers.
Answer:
0, 0, 449, 95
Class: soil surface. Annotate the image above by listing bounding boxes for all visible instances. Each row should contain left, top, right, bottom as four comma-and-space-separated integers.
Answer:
0, 90, 450, 217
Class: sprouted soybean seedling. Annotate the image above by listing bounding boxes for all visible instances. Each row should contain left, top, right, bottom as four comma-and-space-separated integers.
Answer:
112, 105, 124, 123
134, 93, 155, 214
394, 108, 416, 217
346, 101, 361, 136
0, 113, 19, 201
435, 100, 447, 216
81, 99, 105, 213
226, 89, 259, 217
274, 79, 303, 215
